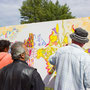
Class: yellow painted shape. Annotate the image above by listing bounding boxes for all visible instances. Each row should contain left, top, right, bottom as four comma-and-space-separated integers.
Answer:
56, 24, 59, 33
85, 49, 88, 53
50, 35, 58, 43
63, 34, 68, 44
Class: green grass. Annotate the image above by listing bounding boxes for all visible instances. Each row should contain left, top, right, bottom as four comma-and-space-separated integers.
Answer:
45, 87, 53, 90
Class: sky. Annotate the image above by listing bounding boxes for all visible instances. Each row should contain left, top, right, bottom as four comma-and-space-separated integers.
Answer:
0, 0, 90, 27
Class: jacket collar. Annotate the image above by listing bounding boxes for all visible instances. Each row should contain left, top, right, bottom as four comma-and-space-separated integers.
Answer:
14, 59, 28, 65
70, 43, 84, 51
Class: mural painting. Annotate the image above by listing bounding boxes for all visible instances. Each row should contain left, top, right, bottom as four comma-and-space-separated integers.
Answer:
0, 17, 90, 89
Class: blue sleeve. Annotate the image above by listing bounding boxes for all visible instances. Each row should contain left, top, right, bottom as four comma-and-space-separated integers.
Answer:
84, 62, 90, 88
49, 54, 56, 65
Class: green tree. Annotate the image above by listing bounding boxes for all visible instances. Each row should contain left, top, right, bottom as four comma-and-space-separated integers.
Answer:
19, 0, 75, 24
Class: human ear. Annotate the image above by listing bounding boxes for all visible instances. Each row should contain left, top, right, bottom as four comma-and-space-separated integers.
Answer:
20, 53, 25, 60
4, 47, 9, 52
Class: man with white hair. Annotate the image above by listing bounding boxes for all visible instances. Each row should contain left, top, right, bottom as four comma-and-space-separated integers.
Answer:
49, 27, 90, 90
0, 42, 45, 90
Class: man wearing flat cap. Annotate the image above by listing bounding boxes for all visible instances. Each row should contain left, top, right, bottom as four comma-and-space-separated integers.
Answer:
49, 27, 90, 90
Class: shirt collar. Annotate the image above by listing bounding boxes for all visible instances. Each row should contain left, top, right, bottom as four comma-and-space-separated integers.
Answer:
14, 59, 28, 65
70, 43, 84, 51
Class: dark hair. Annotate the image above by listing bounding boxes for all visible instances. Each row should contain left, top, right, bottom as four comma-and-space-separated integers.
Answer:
0, 40, 11, 52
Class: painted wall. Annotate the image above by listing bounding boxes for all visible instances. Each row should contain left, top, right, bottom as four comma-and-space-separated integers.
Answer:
0, 17, 90, 88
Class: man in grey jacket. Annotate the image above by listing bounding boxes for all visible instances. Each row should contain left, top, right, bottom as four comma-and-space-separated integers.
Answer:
49, 27, 90, 90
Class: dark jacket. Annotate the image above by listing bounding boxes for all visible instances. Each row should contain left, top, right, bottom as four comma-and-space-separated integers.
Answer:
0, 60, 45, 90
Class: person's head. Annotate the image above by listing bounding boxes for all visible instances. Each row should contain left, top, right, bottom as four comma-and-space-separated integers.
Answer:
11, 42, 29, 61
0, 40, 11, 52
70, 27, 89, 47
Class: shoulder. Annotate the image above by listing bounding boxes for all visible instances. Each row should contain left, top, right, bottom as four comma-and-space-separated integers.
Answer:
22, 66, 36, 76
0, 52, 11, 59
5, 53, 12, 59
56, 46, 70, 54
2, 53, 12, 60
82, 52, 90, 61
0, 63, 13, 74
22, 66, 40, 78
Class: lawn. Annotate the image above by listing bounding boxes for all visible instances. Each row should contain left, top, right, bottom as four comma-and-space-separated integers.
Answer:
45, 87, 53, 90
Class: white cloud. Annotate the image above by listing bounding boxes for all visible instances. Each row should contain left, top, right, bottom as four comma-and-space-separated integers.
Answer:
0, 0, 90, 27
0, 0, 24, 27
0, 4, 20, 16
0, 16, 20, 27
49, 0, 90, 18
56, 0, 90, 18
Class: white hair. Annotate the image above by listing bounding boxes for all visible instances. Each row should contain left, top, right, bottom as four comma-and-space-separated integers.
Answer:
11, 42, 25, 60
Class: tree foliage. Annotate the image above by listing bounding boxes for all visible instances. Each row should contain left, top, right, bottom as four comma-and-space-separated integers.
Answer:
19, 0, 75, 24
